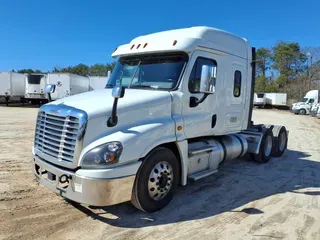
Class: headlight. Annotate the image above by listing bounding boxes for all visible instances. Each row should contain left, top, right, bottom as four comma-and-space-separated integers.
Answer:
81, 142, 123, 168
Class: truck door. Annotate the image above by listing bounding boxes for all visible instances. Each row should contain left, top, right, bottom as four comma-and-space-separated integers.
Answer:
180, 50, 221, 138
224, 62, 247, 132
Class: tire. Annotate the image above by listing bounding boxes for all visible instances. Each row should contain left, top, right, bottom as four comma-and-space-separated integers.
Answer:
250, 128, 274, 163
299, 109, 306, 115
271, 125, 288, 157
131, 147, 180, 212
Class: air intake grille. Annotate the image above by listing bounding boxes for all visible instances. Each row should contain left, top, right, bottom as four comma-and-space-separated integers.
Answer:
34, 111, 80, 162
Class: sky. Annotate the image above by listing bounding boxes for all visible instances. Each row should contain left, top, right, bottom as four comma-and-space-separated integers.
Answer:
0, 0, 319, 72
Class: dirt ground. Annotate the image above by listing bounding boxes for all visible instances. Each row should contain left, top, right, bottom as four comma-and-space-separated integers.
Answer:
0, 104, 319, 240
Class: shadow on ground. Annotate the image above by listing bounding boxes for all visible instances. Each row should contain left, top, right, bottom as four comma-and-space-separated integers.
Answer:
70, 149, 319, 228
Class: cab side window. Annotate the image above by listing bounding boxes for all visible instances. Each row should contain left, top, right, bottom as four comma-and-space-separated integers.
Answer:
233, 70, 242, 97
189, 57, 217, 93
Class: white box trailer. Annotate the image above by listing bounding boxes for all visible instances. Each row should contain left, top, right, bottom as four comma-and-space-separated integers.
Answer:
47, 73, 90, 100
89, 76, 108, 90
265, 93, 287, 107
0, 72, 26, 105
25, 73, 48, 104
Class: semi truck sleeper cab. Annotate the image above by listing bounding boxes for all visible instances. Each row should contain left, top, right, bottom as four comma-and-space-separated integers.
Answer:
32, 26, 288, 212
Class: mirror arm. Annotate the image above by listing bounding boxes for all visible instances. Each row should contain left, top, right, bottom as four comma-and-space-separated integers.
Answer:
47, 93, 52, 102
190, 93, 210, 108
107, 98, 119, 127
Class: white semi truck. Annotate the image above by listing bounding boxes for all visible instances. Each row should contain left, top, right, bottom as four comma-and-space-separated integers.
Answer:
25, 73, 48, 104
253, 93, 266, 107
291, 90, 319, 115
32, 26, 288, 212
0, 71, 26, 105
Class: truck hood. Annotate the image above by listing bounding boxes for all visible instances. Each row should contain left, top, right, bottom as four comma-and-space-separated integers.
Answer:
292, 102, 307, 107
48, 88, 172, 119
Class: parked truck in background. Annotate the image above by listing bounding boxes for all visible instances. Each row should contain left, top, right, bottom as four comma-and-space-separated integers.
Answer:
253, 93, 266, 108
291, 90, 319, 115
46, 73, 90, 101
33, 26, 289, 213
25, 73, 48, 104
0, 71, 26, 105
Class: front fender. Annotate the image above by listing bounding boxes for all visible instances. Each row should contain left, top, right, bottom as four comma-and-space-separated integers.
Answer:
79, 119, 177, 167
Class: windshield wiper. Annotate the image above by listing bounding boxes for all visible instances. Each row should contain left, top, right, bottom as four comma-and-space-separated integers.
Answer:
128, 61, 141, 88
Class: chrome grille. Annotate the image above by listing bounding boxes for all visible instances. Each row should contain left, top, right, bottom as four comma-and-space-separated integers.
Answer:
35, 111, 80, 162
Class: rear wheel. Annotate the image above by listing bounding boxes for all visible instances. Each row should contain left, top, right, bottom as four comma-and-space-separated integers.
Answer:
250, 128, 274, 163
131, 147, 180, 212
271, 126, 288, 157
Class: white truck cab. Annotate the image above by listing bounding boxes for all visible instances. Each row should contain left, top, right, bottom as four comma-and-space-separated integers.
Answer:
253, 92, 266, 107
32, 26, 288, 212
291, 90, 319, 115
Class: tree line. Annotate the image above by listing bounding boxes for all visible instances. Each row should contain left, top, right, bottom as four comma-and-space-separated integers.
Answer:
14, 42, 320, 102
255, 43, 320, 103
14, 62, 116, 77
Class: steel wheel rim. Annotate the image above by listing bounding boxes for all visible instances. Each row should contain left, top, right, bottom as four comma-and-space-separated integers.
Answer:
279, 131, 286, 151
148, 161, 173, 201
264, 135, 272, 157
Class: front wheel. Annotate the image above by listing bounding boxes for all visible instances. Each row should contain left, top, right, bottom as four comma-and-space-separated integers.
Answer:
131, 147, 180, 212
299, 109, 306, 115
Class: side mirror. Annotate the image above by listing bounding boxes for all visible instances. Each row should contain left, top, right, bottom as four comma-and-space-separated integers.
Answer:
44, 84, 56, 94
200, 65, 216, 94
112, 85, 125, 99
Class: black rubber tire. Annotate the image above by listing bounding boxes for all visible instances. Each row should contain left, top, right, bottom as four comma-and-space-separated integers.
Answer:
299, 109, 306, 115
250, 128, 274, 163
131, 147, 180, 213
271, 125, 288, 157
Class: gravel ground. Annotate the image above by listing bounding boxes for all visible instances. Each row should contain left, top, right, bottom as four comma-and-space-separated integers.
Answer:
0, 105, 319, 240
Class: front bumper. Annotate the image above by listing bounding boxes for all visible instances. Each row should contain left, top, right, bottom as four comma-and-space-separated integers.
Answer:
33, 155, 137, 206
25, 93, 45, 99
291, 108, 299, 114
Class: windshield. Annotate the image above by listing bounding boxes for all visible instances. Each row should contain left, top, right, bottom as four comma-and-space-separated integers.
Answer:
301, 98, 308, 102
27, 75, 44, 84
106, 52, 188, 90
257, 93, 264, 98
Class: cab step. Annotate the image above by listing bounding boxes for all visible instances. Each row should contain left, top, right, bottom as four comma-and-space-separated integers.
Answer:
188, 169, 218, 181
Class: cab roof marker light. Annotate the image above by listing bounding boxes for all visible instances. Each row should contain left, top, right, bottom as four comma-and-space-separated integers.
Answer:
143, 43, 148, 48
137, 44, 141, 49
173, 40, 178, 46
130, 44, 135, 50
